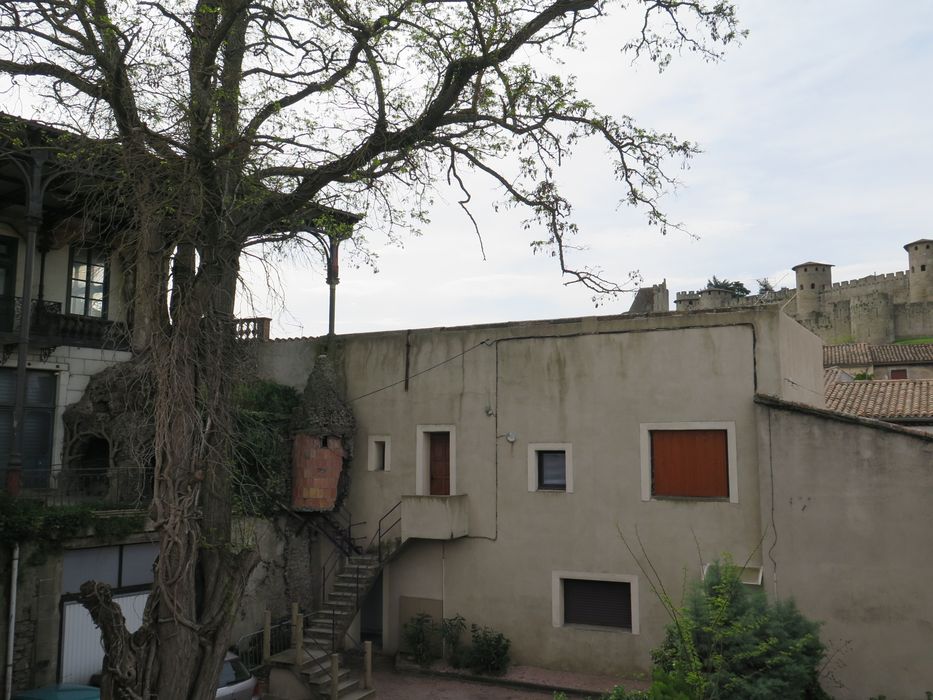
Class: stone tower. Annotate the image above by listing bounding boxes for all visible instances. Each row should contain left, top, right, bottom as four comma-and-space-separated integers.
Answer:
905, 239, 933, 303
792, 261, 833, 316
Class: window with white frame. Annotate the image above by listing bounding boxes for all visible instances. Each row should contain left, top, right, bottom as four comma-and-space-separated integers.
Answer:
552, 571, 639, 633
639, 422, 738, 503
527, 443, 573, 492
68, 247, 109, 318
367, 435, 391, 471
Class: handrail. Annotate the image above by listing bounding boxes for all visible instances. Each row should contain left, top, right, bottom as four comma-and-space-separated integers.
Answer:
367, 500, 402, 563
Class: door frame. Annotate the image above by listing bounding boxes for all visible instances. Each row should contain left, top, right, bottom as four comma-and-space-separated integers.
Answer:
414, 424, 456, 496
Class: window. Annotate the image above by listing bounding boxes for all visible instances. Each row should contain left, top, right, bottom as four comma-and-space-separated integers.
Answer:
922, 265, 927, 272
640, 422, 738, 503
0, 368, 56, 479
889, 368, 908, 380
528, 443, 573, 492
415, 425, 456, 495
367, 435, 391, 471
62, 542, 157, 594
69, 248, 109, 318
552, 572, 639, 633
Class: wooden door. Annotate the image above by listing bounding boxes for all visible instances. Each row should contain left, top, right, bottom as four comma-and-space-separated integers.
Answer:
429, 432, 450, 495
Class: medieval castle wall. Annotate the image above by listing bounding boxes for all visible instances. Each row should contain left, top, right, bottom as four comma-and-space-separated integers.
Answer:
662, 239, 933, 344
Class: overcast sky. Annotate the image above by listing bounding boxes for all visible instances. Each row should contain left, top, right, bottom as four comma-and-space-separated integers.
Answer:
239, 0, 933, 338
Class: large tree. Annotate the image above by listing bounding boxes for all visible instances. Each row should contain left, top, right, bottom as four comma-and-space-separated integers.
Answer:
0, 0, 740, 697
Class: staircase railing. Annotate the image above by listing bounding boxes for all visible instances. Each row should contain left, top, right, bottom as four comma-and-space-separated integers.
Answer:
367, 500, 402, 563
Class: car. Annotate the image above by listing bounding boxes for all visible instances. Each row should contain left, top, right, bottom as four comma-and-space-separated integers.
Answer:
11, 685, 100, 700
18, 653, 258, 700
216, 651, 260, 700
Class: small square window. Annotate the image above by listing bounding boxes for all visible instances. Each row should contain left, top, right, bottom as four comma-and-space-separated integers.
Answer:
367, 435, 391, 471
922, 265, 927, 272
528, 443, 573, 492
537, 451, 566, 490
889, 369, 908, 380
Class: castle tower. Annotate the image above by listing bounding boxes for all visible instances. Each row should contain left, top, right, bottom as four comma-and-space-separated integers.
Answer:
905, 239, 933, 303
792, 262, 833, 316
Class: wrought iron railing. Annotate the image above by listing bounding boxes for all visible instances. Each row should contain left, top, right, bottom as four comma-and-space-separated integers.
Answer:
0, 295, 130, 350
1, 466, 153, 508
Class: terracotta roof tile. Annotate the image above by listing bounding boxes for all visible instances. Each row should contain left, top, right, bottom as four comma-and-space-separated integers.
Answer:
823, 343, 933, 367
825, 379, 933, 420
823, 344, 871, 366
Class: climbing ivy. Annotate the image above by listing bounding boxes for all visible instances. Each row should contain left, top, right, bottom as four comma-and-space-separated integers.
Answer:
230, 379, 300, 518
0, 493, 144, 564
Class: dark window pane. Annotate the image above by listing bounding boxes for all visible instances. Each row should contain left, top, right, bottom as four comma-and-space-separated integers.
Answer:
0, 370, 14, 405
22, 409, 53, 470
63, 547, 120, 594
537, 451, 565, 489
564, 579, 632, 629
26, 372, 56, 406
0, 408, 11, 468
121, 542, 158, 587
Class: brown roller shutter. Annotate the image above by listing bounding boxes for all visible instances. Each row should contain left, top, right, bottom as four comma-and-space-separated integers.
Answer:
563, 579, 632, 629
651, 429, 728, 498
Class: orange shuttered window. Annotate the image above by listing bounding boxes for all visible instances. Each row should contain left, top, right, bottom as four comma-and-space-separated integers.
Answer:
650, 429, 729, 498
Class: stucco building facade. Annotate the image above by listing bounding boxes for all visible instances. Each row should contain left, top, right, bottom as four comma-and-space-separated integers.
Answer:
255, 305, 933, 700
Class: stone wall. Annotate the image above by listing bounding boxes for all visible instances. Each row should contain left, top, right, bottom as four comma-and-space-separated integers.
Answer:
231, 515, 321, 645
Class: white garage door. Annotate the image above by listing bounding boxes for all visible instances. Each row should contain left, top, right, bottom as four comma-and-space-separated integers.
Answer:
60, 591, 149, 684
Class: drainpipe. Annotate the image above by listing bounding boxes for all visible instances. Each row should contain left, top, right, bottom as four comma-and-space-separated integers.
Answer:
4, 543, 20, 700
5, 151, 46, 496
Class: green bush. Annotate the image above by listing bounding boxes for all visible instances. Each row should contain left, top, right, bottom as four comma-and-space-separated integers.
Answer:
401, 612, 436, 666
440, 613, 467, 662
466, 623, 511, 675
651, 560, 828, 700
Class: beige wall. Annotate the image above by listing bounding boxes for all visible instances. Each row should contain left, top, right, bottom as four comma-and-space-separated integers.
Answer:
756, 398, 933, 699
257, 306, 824, 677
0, 226, 127, 323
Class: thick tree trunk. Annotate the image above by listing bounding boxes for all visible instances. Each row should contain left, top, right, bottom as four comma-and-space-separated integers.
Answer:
82, 170, 259, 699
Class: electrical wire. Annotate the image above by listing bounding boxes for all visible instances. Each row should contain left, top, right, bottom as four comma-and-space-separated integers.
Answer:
348, 338, 492, 402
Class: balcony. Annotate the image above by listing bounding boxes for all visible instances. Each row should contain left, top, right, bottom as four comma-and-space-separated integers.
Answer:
0, 296, 130, 350
1, 466, 153, 510
401, 493, 469, 542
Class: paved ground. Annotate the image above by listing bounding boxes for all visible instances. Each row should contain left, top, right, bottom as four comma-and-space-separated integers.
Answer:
372, 668, 557, 699
370, 660, 649, 699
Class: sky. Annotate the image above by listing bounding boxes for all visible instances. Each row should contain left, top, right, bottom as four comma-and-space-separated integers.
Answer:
239, 1, 928, 337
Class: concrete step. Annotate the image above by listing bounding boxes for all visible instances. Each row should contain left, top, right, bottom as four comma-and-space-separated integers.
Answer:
338, 688, 376, 700
309, 675, 360, 696
302, 666, 350, 685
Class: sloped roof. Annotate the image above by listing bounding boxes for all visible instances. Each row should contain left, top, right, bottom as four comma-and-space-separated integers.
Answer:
823, 367, 853, 392
826, 380, 933, 420
823, 343, 933, 367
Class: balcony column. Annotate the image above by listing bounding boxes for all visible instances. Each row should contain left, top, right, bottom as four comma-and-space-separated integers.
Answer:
6, 150, 47, 496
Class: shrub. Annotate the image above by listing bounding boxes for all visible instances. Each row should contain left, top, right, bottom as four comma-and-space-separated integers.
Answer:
651, 560, 829, 700
401, 612, 436, 666
466, 624, 511, 675
440, 613, 467, 662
